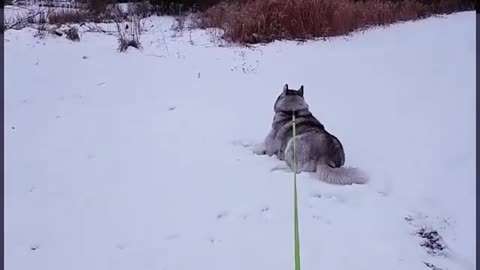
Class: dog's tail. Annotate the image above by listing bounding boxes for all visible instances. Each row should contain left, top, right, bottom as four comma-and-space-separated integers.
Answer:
315, 163, 369, 185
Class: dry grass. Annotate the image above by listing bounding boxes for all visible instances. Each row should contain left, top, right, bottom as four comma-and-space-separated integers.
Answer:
46, 5, 131, 25
66, 26, 81, 41
201, 0, 474, 44
115, 10, 145, 52
47, 9, 96, 24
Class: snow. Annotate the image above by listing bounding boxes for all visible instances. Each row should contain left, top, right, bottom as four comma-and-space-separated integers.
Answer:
5, 10, 476, 270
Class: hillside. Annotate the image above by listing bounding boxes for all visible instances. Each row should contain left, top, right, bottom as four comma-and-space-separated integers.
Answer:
4, 10, 476, 270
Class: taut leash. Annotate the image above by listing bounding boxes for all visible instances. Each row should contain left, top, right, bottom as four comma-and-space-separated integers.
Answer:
292, 112, 301, 270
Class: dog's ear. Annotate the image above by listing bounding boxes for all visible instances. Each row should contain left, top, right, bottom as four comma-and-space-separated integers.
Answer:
298, 85, 304, 97
283, 84, 288, 94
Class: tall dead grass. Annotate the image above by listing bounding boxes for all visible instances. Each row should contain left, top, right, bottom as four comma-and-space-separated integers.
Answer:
201, 0, 474, 44
47, 9, 96, 24
46, 5, 131, 25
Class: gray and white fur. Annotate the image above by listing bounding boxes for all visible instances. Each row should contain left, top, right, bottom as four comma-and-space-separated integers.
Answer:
254, 84, 368, 185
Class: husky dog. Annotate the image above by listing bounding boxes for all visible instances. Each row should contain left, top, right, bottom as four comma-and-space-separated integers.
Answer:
254, 84, 368, 185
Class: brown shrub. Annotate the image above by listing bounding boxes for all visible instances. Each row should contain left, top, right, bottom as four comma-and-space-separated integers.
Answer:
201, 0, 474, 44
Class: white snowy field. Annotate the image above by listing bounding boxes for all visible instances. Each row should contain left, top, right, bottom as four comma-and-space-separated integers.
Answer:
5, 10, 476, 270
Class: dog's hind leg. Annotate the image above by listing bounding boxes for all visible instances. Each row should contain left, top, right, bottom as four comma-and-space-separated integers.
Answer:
302, 160, 317, 172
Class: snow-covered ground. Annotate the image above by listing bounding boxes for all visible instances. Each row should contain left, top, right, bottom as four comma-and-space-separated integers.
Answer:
5, 10, 476, 270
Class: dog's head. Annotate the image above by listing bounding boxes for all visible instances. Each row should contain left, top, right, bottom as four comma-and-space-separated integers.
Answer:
274, 84, 309, 113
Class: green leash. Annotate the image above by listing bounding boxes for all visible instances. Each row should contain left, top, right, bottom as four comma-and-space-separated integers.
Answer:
292, 112, 301, 270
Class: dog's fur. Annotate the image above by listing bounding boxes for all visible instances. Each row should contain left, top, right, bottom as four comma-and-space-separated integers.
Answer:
254, 84, 368, 185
